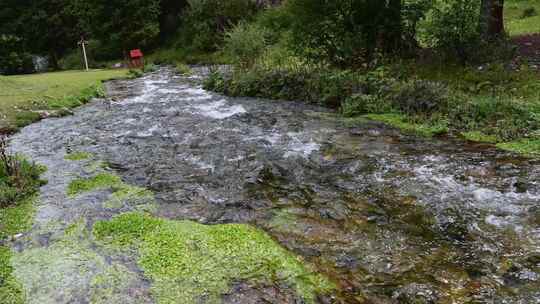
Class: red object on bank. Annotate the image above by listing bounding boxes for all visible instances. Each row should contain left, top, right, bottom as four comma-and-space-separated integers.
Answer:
128, 49, 144, 68
130, 49, 143, 58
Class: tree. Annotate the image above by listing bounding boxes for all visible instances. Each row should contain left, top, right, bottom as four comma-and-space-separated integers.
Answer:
285, 0, 427, 66
480, 0, 505, 39
89, 0, 161, 57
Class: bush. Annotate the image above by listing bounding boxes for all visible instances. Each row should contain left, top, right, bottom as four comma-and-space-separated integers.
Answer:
128, 69, 144, 79
342, 94, 392, 117
59, 50, 84, 70
0, 137, 45, 208
449, 97, 540, 141
175, 63, 192, 75
388, 80, 451, 116
521, 7, 538, 19
143, 63, 158, 73
224, 22, 269, 68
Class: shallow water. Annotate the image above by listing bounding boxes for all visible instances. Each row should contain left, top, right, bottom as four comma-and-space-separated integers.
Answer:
8, 67, 540, 303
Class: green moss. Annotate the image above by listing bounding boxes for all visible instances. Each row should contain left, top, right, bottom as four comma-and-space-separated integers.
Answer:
90, 264, 141, 304
0, 246, 25, 304
0, 196, 35, 240
462, 131, 499, 143
0, 197, 35, 304
497, 139, 540, 157
67, 173, 122, 196
103, 185, 154, 211
364, 113, 448, 137
65, 152, 93, 161
9, 220, 139, 304
94, 212, 335, 304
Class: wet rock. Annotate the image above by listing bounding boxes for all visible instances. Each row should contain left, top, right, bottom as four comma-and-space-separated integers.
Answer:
222, 282, 303, 304
393, 283, 438, 304
514, 177, 531, 193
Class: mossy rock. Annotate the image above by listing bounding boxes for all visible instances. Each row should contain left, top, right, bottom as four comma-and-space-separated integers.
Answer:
94, 212, 335, 304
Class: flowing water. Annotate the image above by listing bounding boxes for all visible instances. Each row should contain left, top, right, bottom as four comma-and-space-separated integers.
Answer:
7, 68, 540, 303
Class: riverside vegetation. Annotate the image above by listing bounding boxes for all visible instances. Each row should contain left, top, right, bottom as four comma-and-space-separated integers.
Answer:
1, 0, 540, 303
0, 136, 46, 303
202, 0, 540, 157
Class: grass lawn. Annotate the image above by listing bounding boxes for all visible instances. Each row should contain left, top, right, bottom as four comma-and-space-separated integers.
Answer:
0, 69, 128, 133
506, 0, 540, 36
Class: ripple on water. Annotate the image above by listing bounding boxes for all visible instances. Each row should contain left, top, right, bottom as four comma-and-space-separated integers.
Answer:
191, 99, 247, 119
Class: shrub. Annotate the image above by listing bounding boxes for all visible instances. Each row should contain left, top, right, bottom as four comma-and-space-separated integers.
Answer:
143, 63, 158, 73
175, 63, 192, 75
14, 112, 41, 128
59, 50, 84, 70
521, 7, 538, 19
224, 22, 269, 68
0, 137, 45, 208
128, 69, 144, 79
387, 80, 451, 116
203, 69, 228, 92
342, 94, 391, 117
449, 97, 540, 141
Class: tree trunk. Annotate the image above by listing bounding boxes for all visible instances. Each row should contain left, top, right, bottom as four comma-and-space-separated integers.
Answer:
480, 0, 505, 39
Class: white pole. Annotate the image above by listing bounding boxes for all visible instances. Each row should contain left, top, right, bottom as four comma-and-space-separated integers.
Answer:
81, 41, 89, 71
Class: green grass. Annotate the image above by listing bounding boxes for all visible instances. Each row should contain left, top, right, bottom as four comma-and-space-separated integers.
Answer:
505, 0, 540, 36
0, 196, 35, 240
94, 212, 335, 304
0, 69, 128, 132
363, 114, 448, 137
462, 131, 499, 143
497, 138, 540, 156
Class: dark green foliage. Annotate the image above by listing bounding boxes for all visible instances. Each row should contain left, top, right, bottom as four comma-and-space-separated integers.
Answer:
342, 94, 391, 117
0, 138, 45, 208
449, 97, 540, 141
426, 0, 482, 63
387, 80, 451, 116
178, 0, 259, 53
14, 112, 41, 129
224, 22, 269, 68
89, 0, 161, 57
425, 0, 514, 64
0, 35, 34, 75
521, 7, 538, 19
283, 0, 431, 66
